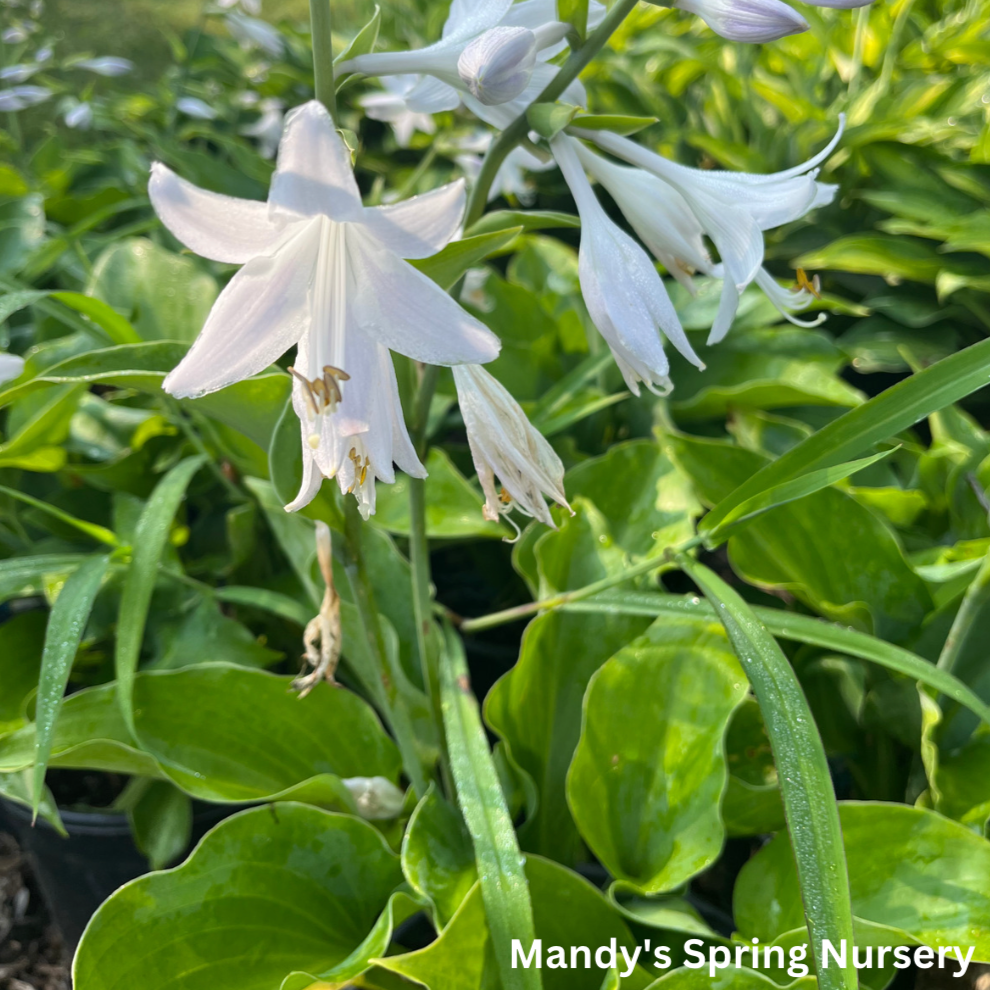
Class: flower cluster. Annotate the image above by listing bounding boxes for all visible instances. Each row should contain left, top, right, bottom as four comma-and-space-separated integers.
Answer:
151, 0, 865, 532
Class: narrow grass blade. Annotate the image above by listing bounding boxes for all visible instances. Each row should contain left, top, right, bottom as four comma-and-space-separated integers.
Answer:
564, 590, 990, 725
703, 337, 990, 533
677, 559, 856, 990
115, 456, 205, 732
0, 484, 120, 547
32, 553, 111, 817
439, 622, 541, 990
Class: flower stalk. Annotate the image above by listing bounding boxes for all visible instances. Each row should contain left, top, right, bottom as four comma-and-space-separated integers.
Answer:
309, 0, 337, 117
463, 0, 642, 227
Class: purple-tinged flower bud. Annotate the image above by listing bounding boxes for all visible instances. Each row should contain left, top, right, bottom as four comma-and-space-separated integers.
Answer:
674, 0, 808, 43
457, 25, 537, 106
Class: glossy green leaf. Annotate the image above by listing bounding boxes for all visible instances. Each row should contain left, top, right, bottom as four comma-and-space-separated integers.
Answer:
569, 113, 659, 135
0, 770, 65, 836
487, 502, 653, 863
115, 455, 205, 732
723, 698, 785, 837
32, 554, 110, 815
567, 614, 747, 894
679, 559, 855, 990
269, 393, 303, 507
402, 784, 477, 929
379, 856, 653, 990
0, 484, 119, 546
409, 228, 523, 290
734, 801, 990, 956
51, 291, 142, 345
558, 0, 588, 38
212, 585, 312, 627
193, 371, 291, 453
335, 5, 381, 67
373, 447, 507, 539
528, 102, 581, 139
439, 623, 540, 990
0, 610, 46, 733
646, 968, 815, 990
128, 779, 192, 870
466, 210, 579, 237
702, 337, 990, 534
73, 804, 405, 990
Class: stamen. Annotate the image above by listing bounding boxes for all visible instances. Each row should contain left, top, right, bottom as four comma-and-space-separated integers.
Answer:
794, 268, 823, 299
498, 486, 512, 505
288, 364, 351, 417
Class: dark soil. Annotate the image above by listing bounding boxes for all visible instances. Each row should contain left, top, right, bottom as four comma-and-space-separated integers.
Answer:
0, 832, 69, 990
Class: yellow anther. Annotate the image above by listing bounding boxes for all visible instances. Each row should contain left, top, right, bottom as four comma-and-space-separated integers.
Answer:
794, 268, 822, 299
498, 487, 512, 505
288, 364, 351, 416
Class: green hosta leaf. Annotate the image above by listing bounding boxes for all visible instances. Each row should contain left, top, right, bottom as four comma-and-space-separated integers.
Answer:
701, 337, 990, 535
528, 102, 581, 139
0, 554, 89, 605
567, 613, 747, 894
192, 371, 291, 452
335, 5, 381, 67
51, 291, 142, 345
402, 784, 477, 929
794, 235, 953, 284
680, 559, 855, 990
373, 447, 507, 539
558, 0, 588, 38
734, 801, 990, 957
32, 554, 111, 816
0, 484, 119, 547
87, 237, 217, 343
439, 624, 540, 990
128, 779, 192, 870
132, 664, 400, 805
213, 585, 312, 627
0, 611, 46, 734
73, 804, 404, 990
0, 770, 65, 836
410, 228, 523, 290
646, 968, 816, 990
486, 502, 652, 864
723, 699, 785, 837
115, 455, 205, 733
467, 210, 579, 237
269, 393, 303, 507
570, 113, 659, 135
379, 856, 653, 990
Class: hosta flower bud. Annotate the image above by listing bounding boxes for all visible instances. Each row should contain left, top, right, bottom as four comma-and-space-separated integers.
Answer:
674, 0, 808, 43
343, 776, 406, 820
64, 101, 93, 129
799, 0, 872, 7
76, 56, 134, 76
457, 26, 537, 106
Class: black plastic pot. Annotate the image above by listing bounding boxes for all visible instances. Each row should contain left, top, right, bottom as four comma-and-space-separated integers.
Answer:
0, 797, 229, 948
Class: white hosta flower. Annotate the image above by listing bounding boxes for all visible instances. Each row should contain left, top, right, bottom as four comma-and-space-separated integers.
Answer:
150, 101, 499, 515
0, 63, 38, 83
801, 0, 872, 7
34, 45, 52, 62
457, 25, 538, 106
673, 0, 807, 43
217, 0, 263, 12
343, 776, 405, 820
572, 140, 824, 331
453, 363, 569, 531
357, 75, 437, 148
456, 130, 553, 204
0, 352, 24, 385
0, 84, 50, 110
75, 56, 134, 76
338, 0, 601, 124
581, 120, 843, 343
551, 133, 704, 396
240, 97, 283, 158
226, 11, 284, 57
2, 25, 32, 44
64, 100, 93, 129
176, 96, 218, 120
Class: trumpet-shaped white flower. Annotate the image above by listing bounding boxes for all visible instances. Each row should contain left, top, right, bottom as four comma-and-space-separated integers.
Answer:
357, 75, 437, 148
226, 11, 284, 57
453, 363, 569, 531
580, 120, 842, 342
551, 133, 704, 396
572, 139, 826, 332
672, 0, 807, 42
338, 0, 602, 125
176, 96, 218, 120
76, 56, 134, 76
0, 352, 24, 385
149, 101, 500, 515
218, 0, 263, 13
0, 84, 50, 110
0, 63, 39, 83
64, 99, 93, 129
240, 96, 284, 158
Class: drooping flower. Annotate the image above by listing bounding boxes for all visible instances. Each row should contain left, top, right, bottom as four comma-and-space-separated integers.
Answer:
225, 11, 284, 57
550, 132, 704, 396
0, 84, 50, 111
453, 363, 569, 533
337, 0, 603, 125
217, 0, 263, 13
63, 99, 93, 129
357, 76, 437, 148
75, 56, 134, 76
149, 101, 500, 515
672, 0, 807, 42
240, 97, 284, 158
579, 120, 842, 342
456, 130, 553, 204
0, 63, 39, 83
570, 139, 827, 332
176, 96, 218, 120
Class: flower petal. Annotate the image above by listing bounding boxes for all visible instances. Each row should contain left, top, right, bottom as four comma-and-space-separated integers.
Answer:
164, 221, 321, 398
443, 0, 514, 41
362, 179, 466, 259
149, 163, 287, 264
404, 75, 461, 113
345, 225, 501, 365
284, 437, 324, 512
270, 101, 364, 221
0, 352, 24, 386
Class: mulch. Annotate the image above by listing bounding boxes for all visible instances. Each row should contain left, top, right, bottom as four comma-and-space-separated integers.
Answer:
0, 833, 69, 990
